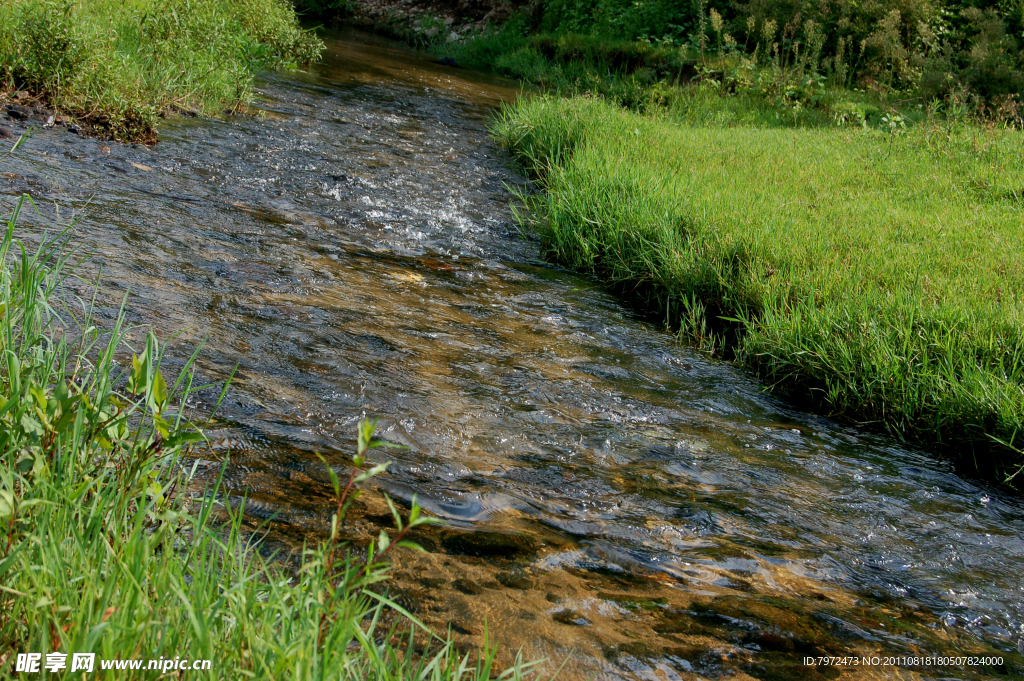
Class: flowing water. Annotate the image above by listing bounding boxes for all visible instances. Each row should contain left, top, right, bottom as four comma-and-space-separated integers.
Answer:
3, 30, 1024, 681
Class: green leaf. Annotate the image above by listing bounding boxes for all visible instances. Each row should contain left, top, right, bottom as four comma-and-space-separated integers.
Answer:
162, 431, 205, 449
52, 380, 69, 405
353, 462, 389, 484
19, 413, 43, 437
396, 540, 427, 553
52, 395, 81, 432
152, 369, 168, 410
372, 440, 408, 450
317, 453, 341, 496
154, 413, 171, 439
126, 353, 144, 394
148, 480, 164, 505
6, 352, 20, 395
384, 493, 402, 531
29, 385, 46, 410
357, 417, 377, 458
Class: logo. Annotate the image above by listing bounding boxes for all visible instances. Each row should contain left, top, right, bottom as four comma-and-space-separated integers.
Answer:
15, 653, 94, 673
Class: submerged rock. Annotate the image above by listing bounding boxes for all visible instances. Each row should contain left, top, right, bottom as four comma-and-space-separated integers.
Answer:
552, 609, 591, 626
440, 529, 538, 558
452, 578, 485, 595
497, 569, 534, 590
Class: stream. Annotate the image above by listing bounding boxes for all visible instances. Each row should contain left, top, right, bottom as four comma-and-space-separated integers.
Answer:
3, 29, 1023, 681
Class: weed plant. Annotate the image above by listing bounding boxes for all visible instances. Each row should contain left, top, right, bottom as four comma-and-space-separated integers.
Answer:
494, 95, 1024, 485
442, 0, 1024, 130
0, 0, 323, 141
0, 187, 534, 678
447, 18, 898, 129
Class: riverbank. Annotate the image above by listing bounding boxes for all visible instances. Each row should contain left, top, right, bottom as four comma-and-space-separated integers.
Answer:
0, 0, 322, 142
494, 95, 1024, 486
0, 193, 520, 678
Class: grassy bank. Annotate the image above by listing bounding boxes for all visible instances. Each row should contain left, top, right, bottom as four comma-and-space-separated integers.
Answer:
0, 190, 528, 678
494, 95, 1024, 485
0, 0, 323, 141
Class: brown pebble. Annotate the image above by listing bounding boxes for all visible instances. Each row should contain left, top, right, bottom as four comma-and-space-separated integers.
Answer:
0, 127, 12, 139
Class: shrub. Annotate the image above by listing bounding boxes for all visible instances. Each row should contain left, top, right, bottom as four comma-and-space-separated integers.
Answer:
6, 0, 89, 98
0, 0, 324, 141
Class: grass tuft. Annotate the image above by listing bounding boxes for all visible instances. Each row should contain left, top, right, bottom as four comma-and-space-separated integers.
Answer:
0, 0, 324, 142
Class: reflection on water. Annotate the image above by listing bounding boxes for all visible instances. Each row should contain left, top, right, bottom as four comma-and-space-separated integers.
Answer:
3, 28, 1023, 680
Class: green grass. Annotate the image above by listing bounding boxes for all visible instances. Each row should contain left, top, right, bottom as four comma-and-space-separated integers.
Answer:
0, 185, 537, 678
444, 18, 941, 131
494, 95, 1024, 484
0, 0, 323, 141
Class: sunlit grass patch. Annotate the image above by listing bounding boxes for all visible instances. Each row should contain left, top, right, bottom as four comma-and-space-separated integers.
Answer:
495, 95, 1024, 484
0, 0, 323, 141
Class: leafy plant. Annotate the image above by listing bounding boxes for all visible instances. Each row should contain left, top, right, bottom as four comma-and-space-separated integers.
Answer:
313, 417, 442, 647
0, 0, 324, 142
8, 0, 88, 98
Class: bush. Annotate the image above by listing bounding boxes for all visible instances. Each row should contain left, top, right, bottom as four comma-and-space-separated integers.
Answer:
0, 0, 324, 141
8, 1, 88, 98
